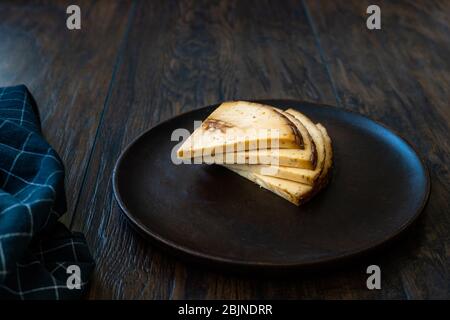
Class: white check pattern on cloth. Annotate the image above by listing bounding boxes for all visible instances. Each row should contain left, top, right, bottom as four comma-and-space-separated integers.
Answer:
0, 85, 93, 300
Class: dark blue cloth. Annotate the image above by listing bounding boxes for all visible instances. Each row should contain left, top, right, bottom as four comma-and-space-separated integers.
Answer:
0, 85, 94, 299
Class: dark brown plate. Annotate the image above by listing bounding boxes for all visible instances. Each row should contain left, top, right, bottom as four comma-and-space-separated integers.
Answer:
113, 100, 430, 270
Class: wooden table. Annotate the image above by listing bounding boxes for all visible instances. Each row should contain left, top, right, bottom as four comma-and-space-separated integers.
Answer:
0, 0, 448, 299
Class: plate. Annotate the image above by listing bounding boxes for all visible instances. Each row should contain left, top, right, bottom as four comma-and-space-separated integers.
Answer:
112, 100, 430, 270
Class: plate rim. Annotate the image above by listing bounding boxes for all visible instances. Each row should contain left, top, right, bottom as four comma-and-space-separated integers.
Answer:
112, 100, 431, 269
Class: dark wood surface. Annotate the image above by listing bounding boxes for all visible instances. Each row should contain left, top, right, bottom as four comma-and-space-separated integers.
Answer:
0, 0, 448, 299
0, 0, 133, 226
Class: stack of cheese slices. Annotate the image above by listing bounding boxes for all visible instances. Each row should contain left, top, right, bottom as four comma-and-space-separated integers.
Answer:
176, 101, 333, 205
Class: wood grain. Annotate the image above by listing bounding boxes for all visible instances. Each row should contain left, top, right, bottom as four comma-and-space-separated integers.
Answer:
2, 0, 447, 299
70, 0, 338, 299
74, 0, 449, 299
0, 0, 133, 224
304, 0, 450, 298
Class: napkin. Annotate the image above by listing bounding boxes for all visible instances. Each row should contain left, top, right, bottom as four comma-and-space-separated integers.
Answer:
0, 85, 94, 299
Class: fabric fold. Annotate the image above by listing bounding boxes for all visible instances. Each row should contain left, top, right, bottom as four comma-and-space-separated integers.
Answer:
0, 85, 94, 300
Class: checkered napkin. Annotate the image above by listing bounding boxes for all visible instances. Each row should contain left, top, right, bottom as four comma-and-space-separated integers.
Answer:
0, 85, 94, 299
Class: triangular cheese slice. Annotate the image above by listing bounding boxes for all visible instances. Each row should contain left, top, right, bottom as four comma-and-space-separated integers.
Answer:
226, 109, 325, 184
316, 123, 333, 186
227, 168, 313, 206
177, 101, 303, 159
224, 119, 333, 205
201, 148, 315, 169
183, 108, 317, 169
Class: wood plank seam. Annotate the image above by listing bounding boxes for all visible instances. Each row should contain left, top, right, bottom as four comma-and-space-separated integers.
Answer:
69, 0, 138, 230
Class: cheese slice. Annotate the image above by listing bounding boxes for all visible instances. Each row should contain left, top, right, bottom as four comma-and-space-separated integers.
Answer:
177, 101, 303, 159
226, 109, 325, 184
227, 168, 313, 206
200, 148, 314, 169
184, 108, 317, 169
316, 123, 333, 186
224, 119, 333, 206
